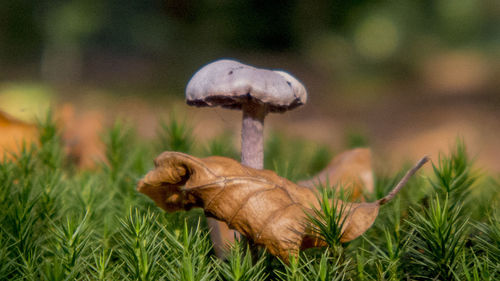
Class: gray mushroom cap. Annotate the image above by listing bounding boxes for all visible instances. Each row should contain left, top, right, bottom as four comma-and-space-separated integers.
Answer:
186, 59, 307, 113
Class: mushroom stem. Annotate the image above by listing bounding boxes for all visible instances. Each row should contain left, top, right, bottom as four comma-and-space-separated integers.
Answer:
241, 102, 267, 169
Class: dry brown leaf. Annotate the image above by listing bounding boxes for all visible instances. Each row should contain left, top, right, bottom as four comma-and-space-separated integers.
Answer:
137, 151, 428, 262
211, 148, 373, 258
298, 148, 374, 199
0, 110, 38, 158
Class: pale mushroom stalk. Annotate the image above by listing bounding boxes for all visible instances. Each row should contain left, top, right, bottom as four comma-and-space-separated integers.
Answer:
241, 102, 267, 169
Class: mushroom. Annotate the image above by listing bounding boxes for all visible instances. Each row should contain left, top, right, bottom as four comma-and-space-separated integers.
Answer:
186, 59, 307, 169
185, 59, 307, 258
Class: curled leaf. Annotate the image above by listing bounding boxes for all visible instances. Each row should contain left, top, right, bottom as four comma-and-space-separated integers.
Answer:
138, 152, 428, 262
298, 148, 374, 199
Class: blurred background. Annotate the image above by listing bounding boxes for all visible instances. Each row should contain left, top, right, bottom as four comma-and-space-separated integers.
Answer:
1, 0, 499, 172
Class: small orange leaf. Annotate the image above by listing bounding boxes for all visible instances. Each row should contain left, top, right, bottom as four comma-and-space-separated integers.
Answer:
0, 111, 38, 158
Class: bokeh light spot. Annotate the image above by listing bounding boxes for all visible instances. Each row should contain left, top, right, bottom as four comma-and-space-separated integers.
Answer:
354, 14, 400, 61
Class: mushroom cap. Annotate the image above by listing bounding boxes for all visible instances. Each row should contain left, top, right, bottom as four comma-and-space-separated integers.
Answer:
186, 59, 307, 113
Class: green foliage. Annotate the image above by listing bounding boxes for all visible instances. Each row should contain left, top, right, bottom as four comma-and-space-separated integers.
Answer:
430, 140, 476, 202
275, 251, 350, 281
474, 212, 500, 268
157, 116, 194, 154
1, 115, 499, 280
37, 110, 64, 169
406, 196, 469, 280
204, 131, 238, 160
306, 185, 350, 250
44, 211, 92, 280
88, 246, 114, 281
345, 129, 370, 149
363, 227, 409, 281
218, 239, 268, 281
457, 249, 498, 281
116, 209, 164, 281
159, 220, 216, 281
265, 133, 331, 181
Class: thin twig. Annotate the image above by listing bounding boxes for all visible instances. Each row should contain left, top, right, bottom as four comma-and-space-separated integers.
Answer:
378, 156, 430, 205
